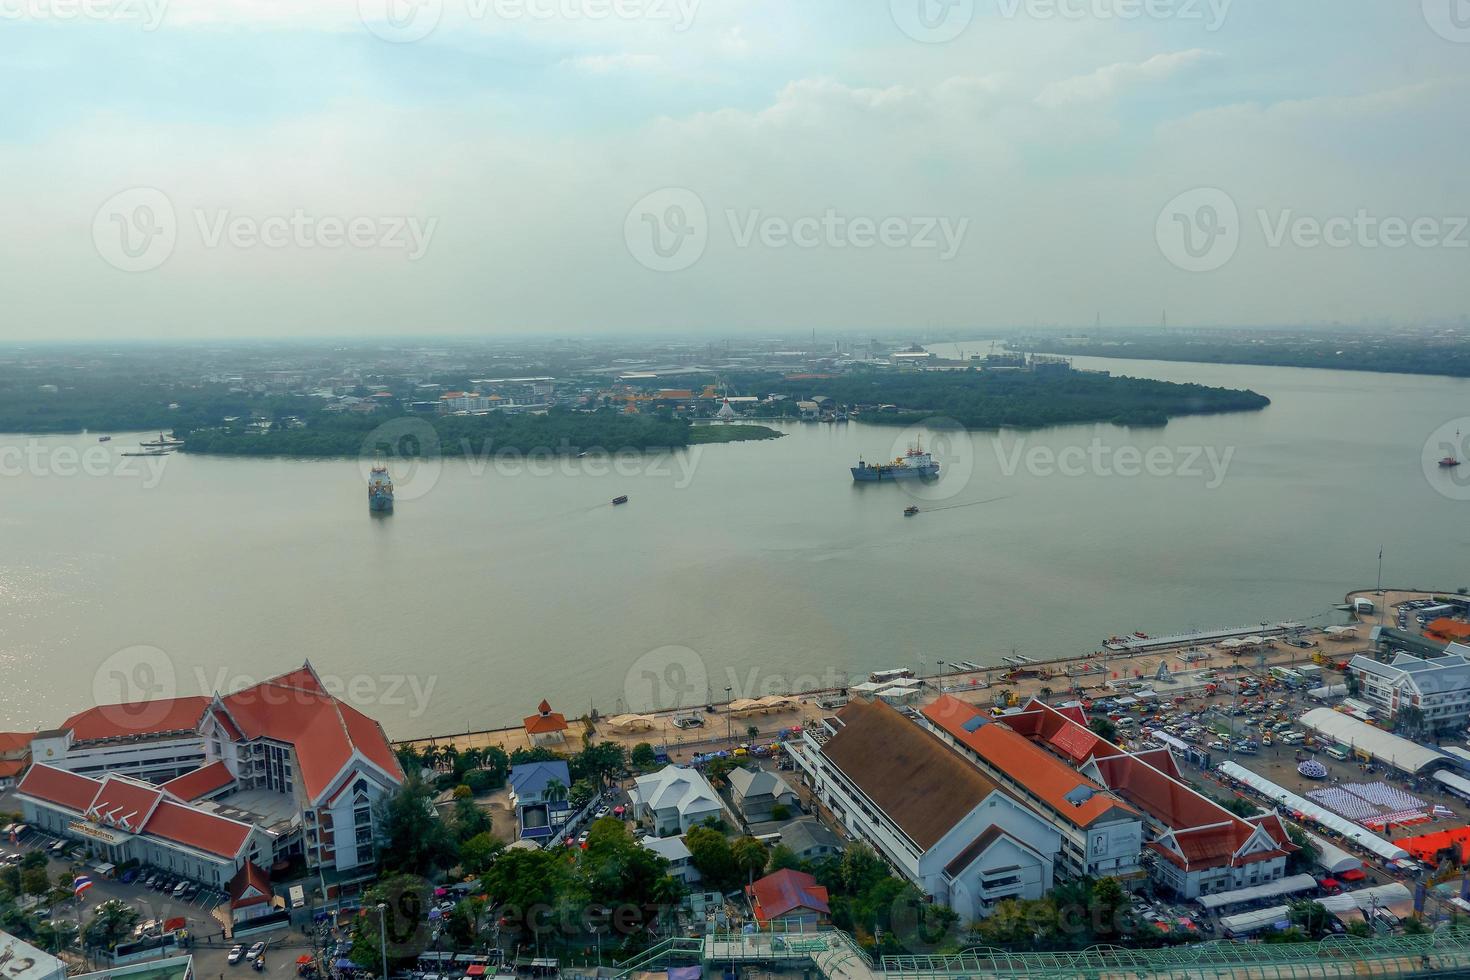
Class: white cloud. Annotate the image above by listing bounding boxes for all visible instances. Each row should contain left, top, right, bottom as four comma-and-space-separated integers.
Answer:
1036, 49, 1220, 108
561, 52, 664, 73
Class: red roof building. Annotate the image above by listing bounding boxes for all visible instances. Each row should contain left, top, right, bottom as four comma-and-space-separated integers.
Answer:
941, 696, 1292, 899
923, 696, 1145, 880
228, 861, 276, 923
15, 763, 264, 886
523, 700, 568, 746
746, 869, 830, 927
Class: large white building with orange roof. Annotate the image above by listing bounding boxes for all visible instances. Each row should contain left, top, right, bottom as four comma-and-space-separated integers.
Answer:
17, 663, 403, 888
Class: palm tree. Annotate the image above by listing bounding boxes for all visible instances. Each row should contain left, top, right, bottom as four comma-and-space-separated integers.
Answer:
544, 777, 567, 803
35, 918, 79, 954
1038, 686, 1053, 702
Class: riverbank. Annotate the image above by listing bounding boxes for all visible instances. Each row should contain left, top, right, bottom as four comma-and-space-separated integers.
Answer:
393, 603, 1373, 756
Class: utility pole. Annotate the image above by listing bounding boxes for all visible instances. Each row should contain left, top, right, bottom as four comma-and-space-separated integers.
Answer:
377, 903, 389, 980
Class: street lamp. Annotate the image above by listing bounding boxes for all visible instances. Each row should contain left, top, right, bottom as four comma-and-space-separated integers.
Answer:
377, 903, 388, 980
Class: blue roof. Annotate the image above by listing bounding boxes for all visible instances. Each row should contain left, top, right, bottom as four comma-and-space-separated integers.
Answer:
509, 760, 570, 798
962, 716, 988, 732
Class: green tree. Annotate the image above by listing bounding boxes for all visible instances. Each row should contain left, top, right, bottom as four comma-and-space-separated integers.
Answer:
731, 837, 768, 885
578, 817, 683, 932
630, 743, 657, 770
1345, 919, 1372, 937
451, 795, 493, 842
1402, 916, 1429, 935
1088, 877, 1129, 941
459, 832, 504, 876
1286, 825, 1320, 875
85, 900, 139, 950
349, 875, 433, 974
34, 918, 78, 954
767, 844, 803, 873
1088, 717, 1118, 743
377, 774, 459, 875
1261, 926, 1308, 944
840, 843, 889, 895
482, 846, 572, 936
685, 825, 738, 892
569, 778, 597, 810
770, 804, 792, 821
745, 725, 760, 741
1288, 900, 1332, 938
19, 866, 50, 897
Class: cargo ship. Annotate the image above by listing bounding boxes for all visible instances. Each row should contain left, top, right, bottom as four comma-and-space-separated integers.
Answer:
368, 464, 394, 513
851, 441, 940, 481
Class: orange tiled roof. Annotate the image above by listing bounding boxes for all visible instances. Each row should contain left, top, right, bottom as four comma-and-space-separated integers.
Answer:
746, 869, 829, 922
162, 761, 236, 801
0, 732, 34, 753
60, 696, 211, 743
214, 663, 403, 802
922, 696, 1136, 828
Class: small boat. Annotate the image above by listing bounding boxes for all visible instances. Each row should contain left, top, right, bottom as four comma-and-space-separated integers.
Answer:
1133, 631, 1149, 639
97, 435, 111, 443
1440, 456, 1461, 468
903, 505, 919, 516
612, 495, 629, 505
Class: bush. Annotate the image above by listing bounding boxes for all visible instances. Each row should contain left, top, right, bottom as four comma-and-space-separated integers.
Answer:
770, 804, 792, 821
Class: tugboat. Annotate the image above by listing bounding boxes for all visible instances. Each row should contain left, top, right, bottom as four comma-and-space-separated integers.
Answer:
97, 435, 111, 442
852, 439, 940, 481
612, 495, 629, 505
903, 505, 920, 517
368, 464, 394, 514
1440, 456, 1461, 468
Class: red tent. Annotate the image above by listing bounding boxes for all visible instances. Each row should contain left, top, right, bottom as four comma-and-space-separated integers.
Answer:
1339, 868, 1367, 882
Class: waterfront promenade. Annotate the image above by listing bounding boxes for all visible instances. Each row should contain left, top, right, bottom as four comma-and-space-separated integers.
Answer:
390, 589, 1454, 758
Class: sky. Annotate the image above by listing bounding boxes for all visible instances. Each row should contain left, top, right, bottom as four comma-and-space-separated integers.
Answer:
2, 0, 1468, 339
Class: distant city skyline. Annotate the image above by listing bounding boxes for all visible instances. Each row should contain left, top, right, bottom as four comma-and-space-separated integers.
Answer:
3, 0, 1468, 339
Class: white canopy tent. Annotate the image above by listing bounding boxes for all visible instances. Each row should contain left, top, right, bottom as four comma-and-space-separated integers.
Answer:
1318, 883, 1412, 915
1197, 873, 1318, 911
1219, 906, 1291, 935
1217, 761, 1409, 862
1306, 831, 1363, 876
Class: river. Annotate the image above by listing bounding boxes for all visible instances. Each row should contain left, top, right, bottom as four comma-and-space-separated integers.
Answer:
2, 354, 1468, 740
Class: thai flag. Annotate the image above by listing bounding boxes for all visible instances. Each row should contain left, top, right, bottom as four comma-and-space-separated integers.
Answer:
72, 875, 93, 897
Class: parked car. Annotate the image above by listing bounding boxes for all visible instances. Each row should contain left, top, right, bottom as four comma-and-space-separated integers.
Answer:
228, 946, 246, 965
246, 942, 267, 961
173, 881, 190, 898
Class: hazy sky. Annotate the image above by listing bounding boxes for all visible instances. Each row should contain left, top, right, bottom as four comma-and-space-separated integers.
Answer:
3, 0, 1468, 339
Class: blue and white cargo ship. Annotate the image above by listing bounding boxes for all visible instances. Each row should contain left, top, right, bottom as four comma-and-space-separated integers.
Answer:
851, 441, 940, 481
368, 464, 394, 513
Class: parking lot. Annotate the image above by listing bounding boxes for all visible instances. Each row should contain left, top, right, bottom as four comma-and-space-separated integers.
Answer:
2, 819, 302, 980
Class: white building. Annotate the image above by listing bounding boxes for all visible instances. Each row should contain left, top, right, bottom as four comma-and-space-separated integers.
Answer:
28, 697, 212, 782
0, 929, 66, 980
1297, 706, 1450, 774
641, 835, 701, 885
786, 699, 1061, 921
628, 765, 724, 836
16, 765, 272, 888
21, 663, 403, 891
922, 695, 1145, 882
1347, 647, 1470, 728
726, 768, 800, 823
